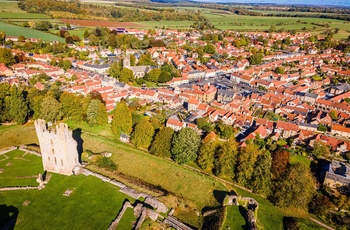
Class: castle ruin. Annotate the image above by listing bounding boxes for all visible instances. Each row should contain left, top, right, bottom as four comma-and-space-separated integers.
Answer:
35, 119, 81, 176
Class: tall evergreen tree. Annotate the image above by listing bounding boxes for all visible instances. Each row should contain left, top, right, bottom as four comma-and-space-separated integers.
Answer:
171, 127, 201, 164
111, 100, 132, 138
10, 86, 29, 125
86, 99, 107, 126
131, 117, 155, 149
214, 138, 238, 179
149, 127, 174, 157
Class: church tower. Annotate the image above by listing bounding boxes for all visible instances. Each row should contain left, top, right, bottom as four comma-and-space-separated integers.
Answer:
123, 52, 131, 69
35, 119, 81, 175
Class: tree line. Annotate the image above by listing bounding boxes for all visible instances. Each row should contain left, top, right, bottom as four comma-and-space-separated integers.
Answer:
110, 100, 316, 212
18, 0, 205, 22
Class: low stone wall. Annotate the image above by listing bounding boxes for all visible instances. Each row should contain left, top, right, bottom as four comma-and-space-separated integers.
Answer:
108, 201, 133, 230
0, 186, 38, 191
0, 147, 17, 155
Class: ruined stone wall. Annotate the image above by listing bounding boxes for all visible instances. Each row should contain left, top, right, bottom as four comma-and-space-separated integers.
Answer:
35, 119, 80, 175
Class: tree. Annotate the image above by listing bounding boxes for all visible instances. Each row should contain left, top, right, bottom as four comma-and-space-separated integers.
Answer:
158, 71, 172, 83
111, 100, 132, 138
171, 127, 201, 164
309, 193, 333, 218
312, 141, 330, 158
236, 143, 261, 187
203, 44, 216, 54
108, 62, 122, 79
86, 99, 107, 126
138, 52, 155, 66
271, 163, 315, 210
0, 48, 16, 66
0, 31, 6, 45
196, 117, 213, 132
83, 30, 90, 39
214, 138, 238, 179
60, 92, 83, 121
215, 121, 233, 139
271, 150, 290, 180
329, 110, 338, 121
251, 152, 272, 197
274, 66, 285, 74
40, 96, 62, 122
249, 52, 264, 65
149, 127, 174, 157
197, 132, 217, 170
144, 68, 161, 82
119, 68, 134, 83
9, 86, 29, 125
131, 117, 155, 149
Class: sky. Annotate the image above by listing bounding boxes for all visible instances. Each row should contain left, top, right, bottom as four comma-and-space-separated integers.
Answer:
191, 0, 350, 7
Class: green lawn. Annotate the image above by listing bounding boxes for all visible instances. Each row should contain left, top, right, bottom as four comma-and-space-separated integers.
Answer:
223, 205, 247, 230
0, 150, 43, 187
65, 120, 115, 139
116, 207, 136, 230
290, 155, 312, 167
0, 149, 135, 229
0, 21, 64, 42
0, 123, 226, 228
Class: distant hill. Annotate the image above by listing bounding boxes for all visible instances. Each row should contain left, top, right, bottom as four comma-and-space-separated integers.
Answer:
152, 0, 350, 7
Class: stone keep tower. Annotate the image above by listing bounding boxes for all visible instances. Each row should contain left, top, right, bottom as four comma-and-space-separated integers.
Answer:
35, 119, 81, 176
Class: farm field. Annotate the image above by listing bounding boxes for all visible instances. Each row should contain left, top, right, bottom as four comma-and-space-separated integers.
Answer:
0, 150, 135, 229
201, 11, 350, 40
0, 21, 64, 42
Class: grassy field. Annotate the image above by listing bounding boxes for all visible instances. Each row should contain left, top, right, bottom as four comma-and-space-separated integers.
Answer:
202, 11, 350, 40
131, 20, 194, 30
0, 12, 50, 19
0, 21, 64, 42
0, 150, 135, 229
0, 123, 226, 228
290, 155, 312, 167
0, 150, 43, 187
116, 207, 136, 230
0, 123, 38, 149
223, 205, 247, 229
0, 123, 332, 229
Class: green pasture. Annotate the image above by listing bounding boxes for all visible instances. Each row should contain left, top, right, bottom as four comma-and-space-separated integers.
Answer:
133, 20, 194, 30
0, 21, 64, 41
0, 12, 50, 19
